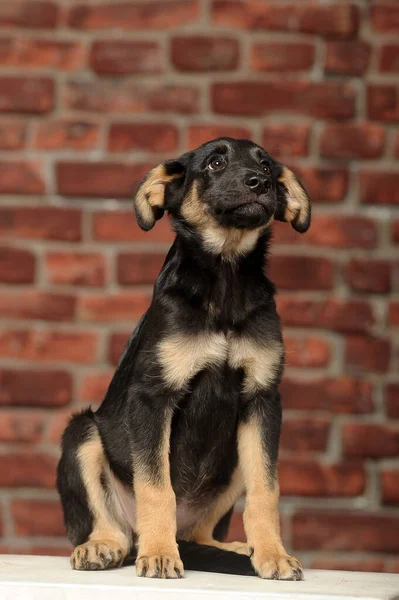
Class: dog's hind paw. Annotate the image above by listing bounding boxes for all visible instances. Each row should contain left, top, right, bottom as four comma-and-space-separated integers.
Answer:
71, 540, 124, 571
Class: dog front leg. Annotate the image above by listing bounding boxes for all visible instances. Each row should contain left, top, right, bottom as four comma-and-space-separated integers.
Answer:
132, 403, 183, 579
238, 390, 303, 580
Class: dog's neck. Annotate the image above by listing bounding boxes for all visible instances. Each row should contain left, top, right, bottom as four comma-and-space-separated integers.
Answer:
155, 224, 275, 326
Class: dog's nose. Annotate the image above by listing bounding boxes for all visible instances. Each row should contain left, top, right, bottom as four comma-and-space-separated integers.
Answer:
244, 174, 270, 193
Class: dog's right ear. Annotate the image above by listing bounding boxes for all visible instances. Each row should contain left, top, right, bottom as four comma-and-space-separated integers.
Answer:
133, 158, 187, 231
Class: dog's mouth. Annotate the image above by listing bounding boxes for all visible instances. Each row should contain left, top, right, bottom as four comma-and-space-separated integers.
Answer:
212, 198, 273, 229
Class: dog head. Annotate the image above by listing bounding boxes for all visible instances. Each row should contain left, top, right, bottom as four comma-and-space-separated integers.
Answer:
133, 138, 310, 255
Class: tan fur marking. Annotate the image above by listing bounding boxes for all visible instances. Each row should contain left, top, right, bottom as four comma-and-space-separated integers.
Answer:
158, 331, 228, 390
278, 166, 309, 227
134, 409, 183, 578
229, 337, 284, 393
238, 418, 302, 580
73, 432, 130, 569
135, 164, 181, 228
182, 467, 248, 555
182, 182, 269, 258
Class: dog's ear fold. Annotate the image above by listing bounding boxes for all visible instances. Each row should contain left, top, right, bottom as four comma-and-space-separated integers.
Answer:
133, 158, 186, 231
275, 166, 311, 233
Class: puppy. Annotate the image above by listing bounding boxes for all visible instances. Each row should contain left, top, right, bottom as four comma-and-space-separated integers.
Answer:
57, 138, 310, 580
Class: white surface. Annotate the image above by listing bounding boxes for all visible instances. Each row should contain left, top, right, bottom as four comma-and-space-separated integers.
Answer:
0, 555, 398, 600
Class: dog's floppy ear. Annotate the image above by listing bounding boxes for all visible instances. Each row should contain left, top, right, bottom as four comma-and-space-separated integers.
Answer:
275, 166, 311, 233
133, 158, 186, 231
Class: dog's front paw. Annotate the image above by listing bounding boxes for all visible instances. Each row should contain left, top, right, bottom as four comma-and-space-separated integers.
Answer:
251, 551, 303, 580
136, 554, 184, 579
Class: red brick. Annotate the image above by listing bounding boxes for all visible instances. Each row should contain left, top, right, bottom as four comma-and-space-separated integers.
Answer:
281, 418, 330, 453
284, 336, 330, 368
394, 221, 399, 244
382, 470, 399, 505
12, 500, 64, 537
0, 38, 84, 70
0, 291, 76, 322
33, 120, 99, 150
371, 4, 399, 32
10, 545, 71, 557
360, 172, 399, 205
90, 41, 162, 75
66, 80, 199, 115
279, 460, 365, 497
379, 45, 399, 73
0, 77, 54, 114
212, 2, 359, 37
0, 411, 45, 442
0, 161, 45, 195
277, 298, 374, 333
344, 259, 391, 293
45, 252, 106, 287
368, 85, 399, 122
0, 329, 98, 364
290, 166, 349, 204
251, 42, 315, 72
0, 2, 58, 29
325, 41, 371, 75
56, 162, 152, 199
343, 423, 399, 458
306, 216, 377, 249
0, 453, 56, 488
0, 207, 81, 242
117, 252, 166, 285
389, 302, 399, 326
293, 511, 399, 552
212, 82, 355, 119
281, 376, 374, 414
0, 121, 27, 150
108, 123, 178, 153
188, 124, 252, 149
0, 369, 72, 407
225, 510, 245, 543
321, 123, 385, 159
47, 410, 72, 443
108, 332, 130, 366
79, 292, 151, 323
0, 247, 35, 283
387, 384, 399, 419
268, 256, 333, 291
311, 558, 384, 572
79, 371, 112, 404
68, 1, 199, 29
262, 124, 309, 158
92, 210, 174, 243
172, 37, 239, 71
345, 335, 391, 373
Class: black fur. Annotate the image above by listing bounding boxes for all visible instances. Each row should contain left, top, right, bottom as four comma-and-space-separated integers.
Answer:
57, 138, 310, 577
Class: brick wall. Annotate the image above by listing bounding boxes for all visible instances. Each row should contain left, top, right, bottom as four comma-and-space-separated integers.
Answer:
0, 0, 398, 573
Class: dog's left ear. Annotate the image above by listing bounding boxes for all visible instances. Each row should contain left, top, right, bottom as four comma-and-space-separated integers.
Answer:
275, 166, 311, 233
133, 157, 186, 231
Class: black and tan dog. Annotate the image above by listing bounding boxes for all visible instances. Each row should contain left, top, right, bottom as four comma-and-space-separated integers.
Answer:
57, 138, 310, 580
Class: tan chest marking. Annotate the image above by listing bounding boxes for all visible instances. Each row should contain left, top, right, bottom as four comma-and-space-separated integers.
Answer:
228, 336, 284, 393
158, 331, 283, 393
158, 332, 228, 390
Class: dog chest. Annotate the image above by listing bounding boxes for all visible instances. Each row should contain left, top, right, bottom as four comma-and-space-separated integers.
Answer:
157, 331, 284, 392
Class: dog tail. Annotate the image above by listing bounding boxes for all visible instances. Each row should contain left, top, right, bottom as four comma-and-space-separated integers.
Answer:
127, 541, 256, 576
178, 541, 256, 576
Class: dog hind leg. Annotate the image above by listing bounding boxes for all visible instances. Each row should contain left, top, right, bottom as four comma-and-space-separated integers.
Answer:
57, 409, 131, 570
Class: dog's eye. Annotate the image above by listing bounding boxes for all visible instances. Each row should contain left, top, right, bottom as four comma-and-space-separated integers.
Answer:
261, 161, 270, 174
208, 158, 226, 171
